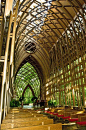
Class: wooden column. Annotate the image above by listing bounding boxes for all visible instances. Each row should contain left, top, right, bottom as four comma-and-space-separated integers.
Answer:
0, 15, 4, 57
72, 87, 75, 106
1, 0, 20, 124
59, 91, 61, 106
0, 12, 12, 124
77, 89, 79, 107
3, 81, 7, 119
10, 0, 20, 97
3, 62, 9, 118
82, 86, 85, 106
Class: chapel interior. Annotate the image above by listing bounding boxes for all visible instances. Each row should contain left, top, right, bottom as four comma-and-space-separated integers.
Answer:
0, 0, 86, 130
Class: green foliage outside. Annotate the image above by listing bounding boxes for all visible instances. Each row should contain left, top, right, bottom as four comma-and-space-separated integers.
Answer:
19, 96, 24, 102
15, 62, 40, 104
31, 96, 38, 103
48, 100, 57, 107
10, 99, 19, 107
23, 97, 33, 104
18, 96, 38, 105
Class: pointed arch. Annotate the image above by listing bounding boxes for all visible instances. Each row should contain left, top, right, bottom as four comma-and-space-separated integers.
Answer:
22, 84, 35, 97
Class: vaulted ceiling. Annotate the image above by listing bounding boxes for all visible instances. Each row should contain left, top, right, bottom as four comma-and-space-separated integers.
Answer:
1, 0, 84, 85
14, 0, 85, 82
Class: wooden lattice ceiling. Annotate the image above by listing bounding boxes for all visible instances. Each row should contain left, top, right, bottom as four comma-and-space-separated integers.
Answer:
15, 0, 85, 81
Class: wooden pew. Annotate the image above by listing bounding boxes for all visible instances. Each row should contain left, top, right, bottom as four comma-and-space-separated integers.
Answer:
76, 116, 86, 128
68, 111, 86, 123
80, 116, 86, 122
1, 119, 53, 129
2, 123, 62, 130
2, 116, 48, 124
5, 113, 44, 119
8, 110, 42, 115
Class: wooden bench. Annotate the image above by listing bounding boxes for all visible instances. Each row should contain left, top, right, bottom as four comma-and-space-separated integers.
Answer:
76, 115, 86, 127
5, 113, 44, 119
2, 108, 62, 130
2, 123, 62, 130
2, 116, 48, 124
68, 111, 85, 123
62, 111, 78, 120
1, 119, 53, 129
79, 115, 86, 122
9, 109, 36, 113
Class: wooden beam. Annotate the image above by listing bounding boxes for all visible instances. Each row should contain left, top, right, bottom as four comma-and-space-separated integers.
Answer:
0, 12, 12, 124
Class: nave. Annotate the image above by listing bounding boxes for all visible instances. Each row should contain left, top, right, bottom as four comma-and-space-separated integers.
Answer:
0, 0, 86, 129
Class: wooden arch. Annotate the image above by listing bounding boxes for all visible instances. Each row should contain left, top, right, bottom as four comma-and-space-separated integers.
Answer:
22, 84, 35, 97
